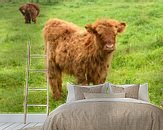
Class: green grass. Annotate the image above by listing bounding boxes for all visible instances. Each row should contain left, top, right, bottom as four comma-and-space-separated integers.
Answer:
0, 0, 163, 113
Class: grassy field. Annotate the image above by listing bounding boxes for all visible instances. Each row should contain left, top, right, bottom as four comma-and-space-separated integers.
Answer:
0, 0, 162, 113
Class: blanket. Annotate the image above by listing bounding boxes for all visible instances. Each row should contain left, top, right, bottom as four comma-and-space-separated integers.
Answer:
34, 98, 163, 130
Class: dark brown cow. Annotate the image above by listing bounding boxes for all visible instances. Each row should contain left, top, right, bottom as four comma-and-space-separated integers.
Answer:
19, 3, 40, 24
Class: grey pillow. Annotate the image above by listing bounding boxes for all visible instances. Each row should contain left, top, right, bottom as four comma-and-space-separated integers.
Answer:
111, 84, 140, 99
66, 83, 111, 103
74, 85, 102, 100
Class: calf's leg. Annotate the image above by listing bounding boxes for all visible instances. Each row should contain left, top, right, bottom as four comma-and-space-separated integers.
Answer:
48, 60, 62, 100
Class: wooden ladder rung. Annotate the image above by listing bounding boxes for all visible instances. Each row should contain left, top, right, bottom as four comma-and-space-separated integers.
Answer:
30, 54, 47, 58
28, 88, 47, 91
28, 69, 48, 72
27, 104, 47, 107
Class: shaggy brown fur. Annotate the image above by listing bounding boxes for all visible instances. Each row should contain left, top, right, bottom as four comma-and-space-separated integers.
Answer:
19, 3, 40, 24
43, 18, 126, 99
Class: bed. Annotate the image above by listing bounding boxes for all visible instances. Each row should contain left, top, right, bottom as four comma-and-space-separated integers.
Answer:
42, 98, 163, 130
41, 83, 163, 130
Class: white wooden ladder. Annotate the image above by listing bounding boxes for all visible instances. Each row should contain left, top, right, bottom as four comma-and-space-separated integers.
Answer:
24, 41, 49, 124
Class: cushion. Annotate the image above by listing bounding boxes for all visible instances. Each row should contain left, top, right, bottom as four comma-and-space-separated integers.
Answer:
138, 83, 149, 102
66, 82, 111, 103
108, 83, 149, 102
84, 92, 126, 99
111, 84, 140, 99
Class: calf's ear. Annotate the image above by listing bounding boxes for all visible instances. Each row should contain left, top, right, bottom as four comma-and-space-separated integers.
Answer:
19, 6, 26, 15
85, 24, 96, 33
117, 22, 126, 33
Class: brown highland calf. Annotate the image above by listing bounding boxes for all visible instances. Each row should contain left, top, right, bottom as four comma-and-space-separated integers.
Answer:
43, 18, 126, 99
19, 3, 40, 24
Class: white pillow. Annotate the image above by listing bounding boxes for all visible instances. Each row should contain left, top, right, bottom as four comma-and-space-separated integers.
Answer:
138, 83, 149, 102
66, 83, 76, 103
84, 92, 126, 99
66, 82, 112, 103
